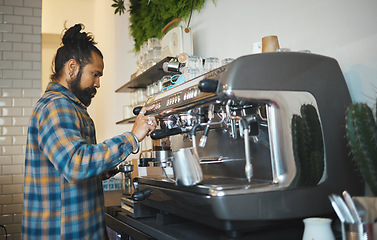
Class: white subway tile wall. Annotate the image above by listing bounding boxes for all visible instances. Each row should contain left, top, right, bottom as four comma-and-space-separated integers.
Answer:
0, 0, 42, 239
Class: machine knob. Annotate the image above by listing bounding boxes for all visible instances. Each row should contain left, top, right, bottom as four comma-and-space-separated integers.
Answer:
198, 79, 218, 93
133, 106, 143, 115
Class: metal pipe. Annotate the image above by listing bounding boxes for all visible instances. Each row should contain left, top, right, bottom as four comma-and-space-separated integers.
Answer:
199, 104, 215, 148
225, 100, 253, 182
190, 110, 225, 161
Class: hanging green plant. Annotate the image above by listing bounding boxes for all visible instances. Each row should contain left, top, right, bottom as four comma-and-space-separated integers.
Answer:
111, 0, 214, 51
112, 0, 126, 15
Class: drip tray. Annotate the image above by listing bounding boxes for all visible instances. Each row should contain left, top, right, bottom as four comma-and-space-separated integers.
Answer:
136, 175, 274, 196
201, 175, 268, 186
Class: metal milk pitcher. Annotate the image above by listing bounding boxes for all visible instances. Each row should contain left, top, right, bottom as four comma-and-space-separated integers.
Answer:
172, 147, 203, 186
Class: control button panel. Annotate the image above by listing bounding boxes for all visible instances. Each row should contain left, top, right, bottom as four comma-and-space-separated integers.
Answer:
166, 93, 181, 107
145, 99, 161, 115
154, 100, 162, 110
183, 86, 199, 101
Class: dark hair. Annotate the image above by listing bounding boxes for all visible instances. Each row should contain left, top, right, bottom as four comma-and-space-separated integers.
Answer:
51, 23, 103, 82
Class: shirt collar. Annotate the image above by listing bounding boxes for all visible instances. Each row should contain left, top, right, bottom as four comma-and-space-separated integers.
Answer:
45, 82, 87, 109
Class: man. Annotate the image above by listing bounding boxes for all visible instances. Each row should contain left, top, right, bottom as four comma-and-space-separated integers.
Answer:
21, 23, 156, 240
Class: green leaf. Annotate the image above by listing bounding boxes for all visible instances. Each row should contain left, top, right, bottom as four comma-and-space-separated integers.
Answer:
120, 0, 214, 51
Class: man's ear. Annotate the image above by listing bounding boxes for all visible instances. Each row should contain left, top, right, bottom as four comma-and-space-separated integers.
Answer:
67, 59, 79, 78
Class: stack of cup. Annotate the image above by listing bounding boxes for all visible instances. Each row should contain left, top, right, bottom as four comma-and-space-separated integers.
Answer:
183, 56, 203, 82
203, 57, 220, 73
147, 38, 161, 67
221, 58, 234, 66
137, 42, 148, 72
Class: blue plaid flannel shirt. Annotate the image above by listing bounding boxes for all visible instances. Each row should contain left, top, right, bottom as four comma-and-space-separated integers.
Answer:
22, 82, 138, 240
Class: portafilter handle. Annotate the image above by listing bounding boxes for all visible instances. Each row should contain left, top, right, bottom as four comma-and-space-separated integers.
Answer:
131, 180, 152, 201
150, 128, 183, 140
138, 158, 156, 167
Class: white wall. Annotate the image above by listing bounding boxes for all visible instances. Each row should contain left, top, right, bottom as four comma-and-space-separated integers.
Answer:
42, 0, 95, 34
41, 0, 97, 103
89, 0, 135, 143
188, 0, 376, 107
42, 0, 377, 143
0, 1, 42, 238
41, 34, 60, 92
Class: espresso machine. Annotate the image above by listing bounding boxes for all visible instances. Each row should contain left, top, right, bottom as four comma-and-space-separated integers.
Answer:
130, 52, 363, 234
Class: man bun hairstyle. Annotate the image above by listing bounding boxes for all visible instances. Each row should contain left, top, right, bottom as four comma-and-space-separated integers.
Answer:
51, 23, 103, 82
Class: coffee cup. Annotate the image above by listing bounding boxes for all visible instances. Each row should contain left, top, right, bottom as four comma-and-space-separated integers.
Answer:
262, 35, 280, 52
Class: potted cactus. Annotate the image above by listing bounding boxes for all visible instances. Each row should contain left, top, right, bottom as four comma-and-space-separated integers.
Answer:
345, 101, 377, 195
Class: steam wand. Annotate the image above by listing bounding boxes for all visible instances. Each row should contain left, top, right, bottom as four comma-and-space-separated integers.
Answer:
191, 110, 225, 160
225, 101, 253, 182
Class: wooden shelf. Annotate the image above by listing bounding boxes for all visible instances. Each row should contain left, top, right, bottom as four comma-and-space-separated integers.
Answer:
115, 57, 173, 92
115, 57, 174, 124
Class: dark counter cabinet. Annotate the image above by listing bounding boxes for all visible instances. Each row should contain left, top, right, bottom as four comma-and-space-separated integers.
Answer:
104, 206, 331, 240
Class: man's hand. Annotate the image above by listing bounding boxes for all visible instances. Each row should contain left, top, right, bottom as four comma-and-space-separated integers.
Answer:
101, 167, 119, 180
131, 105, 157, 142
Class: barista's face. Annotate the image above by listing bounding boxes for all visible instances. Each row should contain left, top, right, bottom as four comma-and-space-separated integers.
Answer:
70, 51, 104, 106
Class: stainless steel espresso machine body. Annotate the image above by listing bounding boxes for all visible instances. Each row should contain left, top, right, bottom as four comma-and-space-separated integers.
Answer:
133, 52, 363, 232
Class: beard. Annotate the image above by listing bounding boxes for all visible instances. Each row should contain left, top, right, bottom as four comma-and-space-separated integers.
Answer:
69, 70, 97, 107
